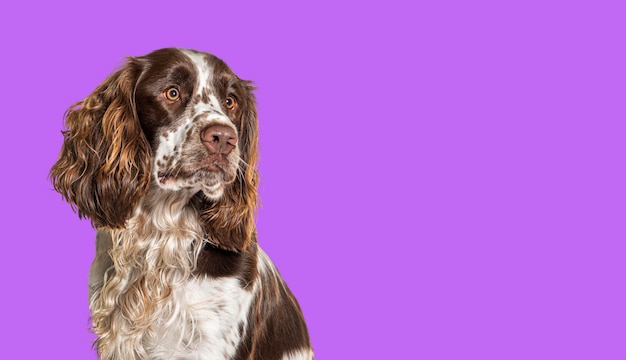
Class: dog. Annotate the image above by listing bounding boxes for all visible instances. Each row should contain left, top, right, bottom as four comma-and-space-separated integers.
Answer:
50, 48, 313, 360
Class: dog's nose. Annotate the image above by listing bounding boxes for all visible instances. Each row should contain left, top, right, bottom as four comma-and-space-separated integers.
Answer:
201, 125, 237, 155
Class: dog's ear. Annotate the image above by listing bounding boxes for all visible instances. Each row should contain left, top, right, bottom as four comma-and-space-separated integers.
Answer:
50, 58, 151, 229
200, 81, 259, 252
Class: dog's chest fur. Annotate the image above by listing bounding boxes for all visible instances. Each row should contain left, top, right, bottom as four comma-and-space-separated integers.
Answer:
89, 192, 257, 360
145, 277, 256, 359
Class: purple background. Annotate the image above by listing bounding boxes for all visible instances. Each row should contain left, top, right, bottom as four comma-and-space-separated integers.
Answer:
1, 0, 624, 358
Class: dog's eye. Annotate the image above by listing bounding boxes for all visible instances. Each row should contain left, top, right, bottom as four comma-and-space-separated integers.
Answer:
225, 96, 237, 110
165, 87, 180, 101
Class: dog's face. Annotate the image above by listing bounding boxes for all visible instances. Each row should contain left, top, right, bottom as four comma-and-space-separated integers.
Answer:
133, 48, 253, 200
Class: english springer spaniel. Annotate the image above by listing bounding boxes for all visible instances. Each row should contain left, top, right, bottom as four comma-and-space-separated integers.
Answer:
50, 48, 313, 360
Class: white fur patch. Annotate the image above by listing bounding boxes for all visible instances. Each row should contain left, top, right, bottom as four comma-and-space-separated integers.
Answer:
282, 348, 315, 360
181, 48, 214, 94
147, 277, 256, 360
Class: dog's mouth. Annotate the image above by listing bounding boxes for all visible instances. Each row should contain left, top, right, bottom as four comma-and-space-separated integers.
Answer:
157, 171, 174, 185
157, 163, 236, 186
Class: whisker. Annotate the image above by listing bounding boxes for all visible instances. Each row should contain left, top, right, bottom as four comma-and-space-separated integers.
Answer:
237, 156, 251, 170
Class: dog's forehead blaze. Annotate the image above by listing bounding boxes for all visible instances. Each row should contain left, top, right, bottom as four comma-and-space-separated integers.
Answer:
179, 49, 238, 105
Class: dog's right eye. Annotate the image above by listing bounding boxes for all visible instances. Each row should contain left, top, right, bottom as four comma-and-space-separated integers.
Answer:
225, 95, 237, 110
165, 87, 180, 101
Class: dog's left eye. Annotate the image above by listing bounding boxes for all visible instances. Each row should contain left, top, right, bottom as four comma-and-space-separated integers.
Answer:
225, 96, 237, 110
165, 87, 180, 101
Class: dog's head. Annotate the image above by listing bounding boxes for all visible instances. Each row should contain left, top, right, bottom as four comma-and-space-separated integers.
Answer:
50, 48, 259, 251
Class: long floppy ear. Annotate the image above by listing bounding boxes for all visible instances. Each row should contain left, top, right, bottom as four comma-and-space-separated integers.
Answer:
49, 58, 151, 229
200, 81, 259, 252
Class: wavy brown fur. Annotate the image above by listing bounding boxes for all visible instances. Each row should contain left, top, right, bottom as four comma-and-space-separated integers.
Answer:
50, 60, 151, 229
